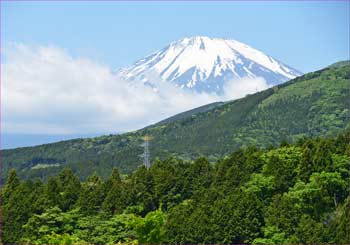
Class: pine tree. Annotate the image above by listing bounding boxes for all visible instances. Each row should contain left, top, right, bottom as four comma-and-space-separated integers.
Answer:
44, 176, 61, 208
102, 182, 124, 215
102, 168, 125, 215
2, 169, 20, 203
3, 183, 32, 243
58, 168, 81, 211
77, 172, 103, 214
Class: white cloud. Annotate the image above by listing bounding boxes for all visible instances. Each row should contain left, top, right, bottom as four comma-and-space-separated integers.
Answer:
222, 76, 270, 100
1, 44, 269, 135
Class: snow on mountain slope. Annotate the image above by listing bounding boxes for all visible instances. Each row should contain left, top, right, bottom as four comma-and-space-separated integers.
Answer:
118, 36, 302, 94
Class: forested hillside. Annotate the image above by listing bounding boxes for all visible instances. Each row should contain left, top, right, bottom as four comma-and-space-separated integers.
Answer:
2, 133, 349, 244
2, 61, 349, 181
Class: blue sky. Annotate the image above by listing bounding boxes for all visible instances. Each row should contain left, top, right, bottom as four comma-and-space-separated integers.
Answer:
1, 1, 349, 149
2, 1, 349, 73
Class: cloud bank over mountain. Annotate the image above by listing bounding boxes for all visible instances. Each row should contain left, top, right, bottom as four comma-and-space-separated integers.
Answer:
2, 44, 271, 134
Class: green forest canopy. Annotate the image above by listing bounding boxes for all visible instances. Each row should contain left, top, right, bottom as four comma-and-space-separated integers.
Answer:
2, 133, 350, 244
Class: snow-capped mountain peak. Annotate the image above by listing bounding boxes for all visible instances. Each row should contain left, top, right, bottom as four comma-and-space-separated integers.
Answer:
118, 36, 302, 94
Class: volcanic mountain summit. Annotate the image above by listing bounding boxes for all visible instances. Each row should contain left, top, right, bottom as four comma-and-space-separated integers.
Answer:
118, 36, 302, 94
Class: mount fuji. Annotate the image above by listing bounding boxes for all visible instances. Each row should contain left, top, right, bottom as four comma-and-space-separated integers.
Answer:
118, 36, 302, 94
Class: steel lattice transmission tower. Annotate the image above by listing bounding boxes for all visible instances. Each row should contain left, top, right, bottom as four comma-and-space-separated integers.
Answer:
141, 135, 153, 168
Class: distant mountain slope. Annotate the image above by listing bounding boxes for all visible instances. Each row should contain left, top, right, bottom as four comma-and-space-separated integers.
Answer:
118, 36, 302, 94
2, 61, 349, 181
154, 101, 225, 126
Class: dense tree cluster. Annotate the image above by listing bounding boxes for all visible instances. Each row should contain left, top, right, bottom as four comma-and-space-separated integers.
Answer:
2, 133, 350, 244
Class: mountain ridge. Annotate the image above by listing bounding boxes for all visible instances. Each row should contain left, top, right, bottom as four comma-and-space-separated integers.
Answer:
118, 36, 302, 94
2, 61, 349, 181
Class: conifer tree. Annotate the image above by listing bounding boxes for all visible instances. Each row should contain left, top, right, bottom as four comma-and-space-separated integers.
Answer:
77, 172, 103, 214
2, 169, 20, 203
44, 176, 61, 208
58, 168, 81, 211
3, 182, 32, 243
102, 168, 125, 215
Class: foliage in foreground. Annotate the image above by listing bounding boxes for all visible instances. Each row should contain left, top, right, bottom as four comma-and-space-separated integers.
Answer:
2, 133, 350, 244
